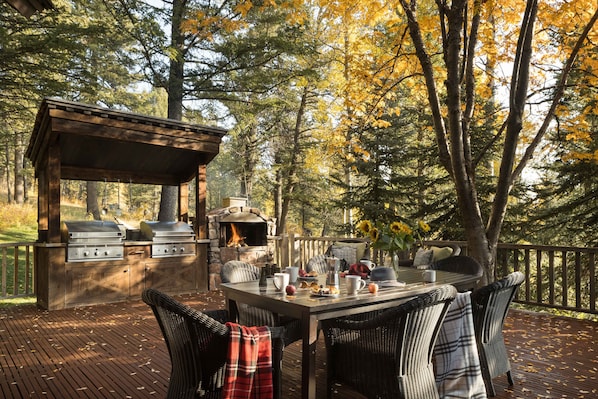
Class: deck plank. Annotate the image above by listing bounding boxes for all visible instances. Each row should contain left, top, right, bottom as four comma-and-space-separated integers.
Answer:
1, 291, 596, 398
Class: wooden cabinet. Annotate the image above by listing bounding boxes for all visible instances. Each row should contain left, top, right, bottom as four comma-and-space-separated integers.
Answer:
143, 258, 197, 293
36, 243, 206, 310
65, 263, 130, 307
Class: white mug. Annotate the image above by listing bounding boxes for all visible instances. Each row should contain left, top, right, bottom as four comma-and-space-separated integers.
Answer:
273, 272, 290, 292
423, 269, 436, 283
346, 275, 366, 295
285, 266, 299, 283
360, 259, 376, 270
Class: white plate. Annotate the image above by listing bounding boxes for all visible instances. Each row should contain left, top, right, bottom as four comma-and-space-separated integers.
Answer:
310, 292, 339, 298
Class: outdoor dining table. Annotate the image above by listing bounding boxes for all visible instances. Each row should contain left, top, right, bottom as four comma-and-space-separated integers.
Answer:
220, 266, 481, 399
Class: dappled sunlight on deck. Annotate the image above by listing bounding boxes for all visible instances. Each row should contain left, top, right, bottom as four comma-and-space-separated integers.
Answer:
1, 291, 596, 398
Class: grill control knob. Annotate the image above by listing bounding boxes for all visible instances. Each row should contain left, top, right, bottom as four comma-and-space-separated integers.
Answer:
104, 250, 110, 256
172, 247, 177, 253
180, 247, 185, 253
83, 251, 90, 257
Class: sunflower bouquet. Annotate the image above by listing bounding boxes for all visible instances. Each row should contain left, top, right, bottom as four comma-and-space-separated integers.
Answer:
357, 219, 430, 255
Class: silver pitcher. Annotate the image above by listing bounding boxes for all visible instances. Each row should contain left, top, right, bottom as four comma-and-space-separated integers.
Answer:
325, 256, 341, 288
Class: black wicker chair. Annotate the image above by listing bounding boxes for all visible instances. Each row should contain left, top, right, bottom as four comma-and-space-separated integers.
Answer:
142, 288, 285, 399
321, 285, 458, 399
471, 271, 525, 397
220, 261, 302, 346
430, 255, 485, 292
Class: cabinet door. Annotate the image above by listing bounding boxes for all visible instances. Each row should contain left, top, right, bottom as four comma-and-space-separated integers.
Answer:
144, 258, 197, 294
65, 263, 129, 307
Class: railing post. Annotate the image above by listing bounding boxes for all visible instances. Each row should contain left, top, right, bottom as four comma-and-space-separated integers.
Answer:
590, 252, 596, 313
279, 234, 289, 267
562, 250, 568, 308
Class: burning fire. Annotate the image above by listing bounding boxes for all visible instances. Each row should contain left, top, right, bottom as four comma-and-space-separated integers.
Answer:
227, 223, 247, 247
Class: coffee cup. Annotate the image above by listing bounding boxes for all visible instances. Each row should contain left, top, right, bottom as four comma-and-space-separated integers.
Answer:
285, 266, 299, 283
423, 269, 436, 283
273, 272, 290, 292
346, 275, 366, 295
359, 259, 376, 270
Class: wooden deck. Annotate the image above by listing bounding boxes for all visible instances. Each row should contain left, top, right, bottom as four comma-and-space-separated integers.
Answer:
1, 290, 596, 398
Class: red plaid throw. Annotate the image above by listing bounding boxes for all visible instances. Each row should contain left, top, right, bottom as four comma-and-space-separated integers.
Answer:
223, 322, 274, 399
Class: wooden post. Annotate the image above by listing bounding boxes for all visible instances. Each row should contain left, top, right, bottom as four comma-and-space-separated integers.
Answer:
196, 165, 207, 239
47, 144, 61, 243
179, 182, 189, 223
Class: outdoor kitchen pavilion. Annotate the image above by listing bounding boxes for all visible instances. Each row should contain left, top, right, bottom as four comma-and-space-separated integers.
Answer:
26, 98, 227, 310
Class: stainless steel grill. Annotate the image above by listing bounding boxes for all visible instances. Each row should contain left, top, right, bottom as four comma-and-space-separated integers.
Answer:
140, 221, 196, 258
61, 221, 124, 262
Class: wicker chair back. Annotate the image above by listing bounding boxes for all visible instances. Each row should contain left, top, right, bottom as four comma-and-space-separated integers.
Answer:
142, 288, 285, 399
471, 271, 525, 396
321, 285, 458, 399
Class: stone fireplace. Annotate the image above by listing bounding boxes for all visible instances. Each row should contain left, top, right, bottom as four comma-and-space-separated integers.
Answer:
207, 197, 276, 288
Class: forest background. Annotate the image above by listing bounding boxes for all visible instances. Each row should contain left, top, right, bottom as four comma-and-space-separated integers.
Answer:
1, 0, 597, 282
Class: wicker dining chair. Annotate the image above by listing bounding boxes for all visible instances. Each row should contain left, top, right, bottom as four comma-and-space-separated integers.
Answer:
305, 254, 329, 275
220, 261, 302, 346
471, 271, 525, 397
142, 288, 285, 399
321, 284, 458, 399
431, 255, 485, 291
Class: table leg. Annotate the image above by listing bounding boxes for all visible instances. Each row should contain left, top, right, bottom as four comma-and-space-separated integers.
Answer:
301, 314, 318, 399
225, 297, 239, 322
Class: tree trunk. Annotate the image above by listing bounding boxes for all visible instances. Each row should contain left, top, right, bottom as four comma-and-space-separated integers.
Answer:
87, 181, 101, 220
159, 0, 185, 222
278, 86, 309, 235
4, 139, 11, 204
13, 133, 24, 204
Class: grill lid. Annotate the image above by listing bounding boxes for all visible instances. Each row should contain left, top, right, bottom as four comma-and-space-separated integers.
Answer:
61, 220, 123, 244
140, 221, 195, 242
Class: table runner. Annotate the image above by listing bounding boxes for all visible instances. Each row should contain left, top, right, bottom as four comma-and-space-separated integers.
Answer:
434, 292, 487, 398
223, 322, 274, 399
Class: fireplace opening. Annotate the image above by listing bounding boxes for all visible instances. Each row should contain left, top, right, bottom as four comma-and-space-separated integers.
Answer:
220, 222, 268, 247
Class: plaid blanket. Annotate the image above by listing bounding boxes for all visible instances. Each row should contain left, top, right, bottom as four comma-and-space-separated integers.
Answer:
223, 322, 274, 399
434, 292, 487, 398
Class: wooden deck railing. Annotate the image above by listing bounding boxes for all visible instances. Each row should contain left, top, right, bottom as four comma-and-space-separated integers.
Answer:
2, 237, 596, 314
0, 242, 35, 298
275, 235, 598, 315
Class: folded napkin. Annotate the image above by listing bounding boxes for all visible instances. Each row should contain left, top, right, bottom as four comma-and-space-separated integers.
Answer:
348, 263, 370, 279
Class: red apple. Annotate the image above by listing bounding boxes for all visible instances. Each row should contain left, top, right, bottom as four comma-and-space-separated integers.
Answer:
286, 284, 297, 295
368, 283, 379, 294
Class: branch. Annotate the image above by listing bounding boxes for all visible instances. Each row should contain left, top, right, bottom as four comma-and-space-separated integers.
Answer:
512, 7, 598, 181
399, 0, 452, 174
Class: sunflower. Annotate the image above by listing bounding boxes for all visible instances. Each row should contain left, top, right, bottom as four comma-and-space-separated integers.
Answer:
357, 220, 373, 234
418, 220, 431, 233
369, 227, 380, 243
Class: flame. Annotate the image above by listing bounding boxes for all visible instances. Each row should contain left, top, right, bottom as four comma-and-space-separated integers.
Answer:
227, 223, 246, 247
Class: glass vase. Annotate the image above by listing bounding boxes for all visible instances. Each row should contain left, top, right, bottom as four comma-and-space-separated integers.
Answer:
384, 251, 400, 275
